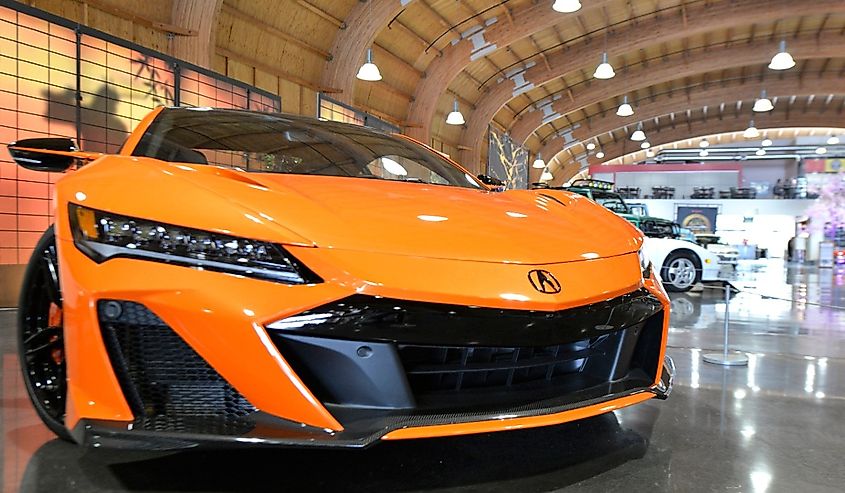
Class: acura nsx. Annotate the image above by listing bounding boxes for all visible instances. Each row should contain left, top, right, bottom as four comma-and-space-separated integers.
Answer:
10, 107, 673, 449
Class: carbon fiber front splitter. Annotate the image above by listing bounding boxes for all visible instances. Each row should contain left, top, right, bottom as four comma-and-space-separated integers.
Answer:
69, 380, 671, 451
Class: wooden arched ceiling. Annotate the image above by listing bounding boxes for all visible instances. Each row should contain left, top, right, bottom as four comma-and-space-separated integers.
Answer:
456, 5, 845, 167
527, 76, 845, 183
33, 0, 845, 168
545, 102, 845, 185
403, 0, 615, 141
171, 0, 223, 68
526, 61, 845, 157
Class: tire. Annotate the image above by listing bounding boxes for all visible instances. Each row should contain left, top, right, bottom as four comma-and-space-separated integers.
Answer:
660, 251, 701, 292
17, 226, 73, 441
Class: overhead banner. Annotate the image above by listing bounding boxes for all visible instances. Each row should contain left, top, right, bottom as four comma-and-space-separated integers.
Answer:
804, 158, 844, 173
676, 206, 720, 234
487, 126, 528, 189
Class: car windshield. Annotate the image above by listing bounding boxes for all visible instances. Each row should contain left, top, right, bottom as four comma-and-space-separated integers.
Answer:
590, 191, 630, 214
131, 108, 483, 189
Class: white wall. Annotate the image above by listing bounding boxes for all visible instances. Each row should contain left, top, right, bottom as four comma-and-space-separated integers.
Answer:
630, 199, 816, 259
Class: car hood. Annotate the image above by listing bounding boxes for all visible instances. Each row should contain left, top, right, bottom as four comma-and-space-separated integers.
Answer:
195, 171, 643, 264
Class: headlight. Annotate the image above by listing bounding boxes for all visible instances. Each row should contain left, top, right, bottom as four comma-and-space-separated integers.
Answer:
638, 248, 652, 279
68, 204, 320, 284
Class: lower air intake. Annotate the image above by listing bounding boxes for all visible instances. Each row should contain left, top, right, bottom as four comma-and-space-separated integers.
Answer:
98, 300, 256, 434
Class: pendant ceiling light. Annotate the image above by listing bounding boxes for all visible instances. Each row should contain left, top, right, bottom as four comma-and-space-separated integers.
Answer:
752, 90, 774, 112
815, 147, 827, 155
540, 168, 554, 181
532, 153, 546, 168
743, 120, 760, 139
596, 151, 606, 159
699, 138, 710, 148
630, 123, 646, 141
645, 149, 655, 158
616, 95, 634, 117
356, 48, 382, 81
755, 149, 766, 156
769, 40, 796, 71
593, 52, 616, 80
762, 138, 773, 146
827, 136, 840, 145
586, 142, 596, 151
552, 0, 582, 13
640, 141, 651, 149
699, 150, 709, 157
445, 99, 465, 125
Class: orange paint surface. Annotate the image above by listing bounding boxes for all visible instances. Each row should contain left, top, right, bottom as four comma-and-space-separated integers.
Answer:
21, 106, 669, 441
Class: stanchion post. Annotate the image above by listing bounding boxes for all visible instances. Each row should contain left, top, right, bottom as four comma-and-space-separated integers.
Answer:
703, 281, 749, 366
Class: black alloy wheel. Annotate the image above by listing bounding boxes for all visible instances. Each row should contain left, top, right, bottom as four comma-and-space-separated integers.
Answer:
18, 226, 72, 440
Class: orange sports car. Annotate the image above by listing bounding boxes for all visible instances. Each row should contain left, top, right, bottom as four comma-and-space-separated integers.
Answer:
10, 107, 673, 449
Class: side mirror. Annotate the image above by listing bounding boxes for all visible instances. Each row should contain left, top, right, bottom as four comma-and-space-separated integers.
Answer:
8, 138, 78, 172
476, 174, 504, 186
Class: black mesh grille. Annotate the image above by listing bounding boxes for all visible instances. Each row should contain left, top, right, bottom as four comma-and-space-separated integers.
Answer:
398, 339, 593, 393
98, 301, 256, 434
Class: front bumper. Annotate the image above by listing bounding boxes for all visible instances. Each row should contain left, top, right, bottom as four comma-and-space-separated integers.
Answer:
71, 285, 671, 449
56, 227, 671, 449
71, 355, 676, 450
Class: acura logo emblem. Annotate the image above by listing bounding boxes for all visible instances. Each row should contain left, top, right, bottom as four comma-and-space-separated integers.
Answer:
528, 270, 561, 294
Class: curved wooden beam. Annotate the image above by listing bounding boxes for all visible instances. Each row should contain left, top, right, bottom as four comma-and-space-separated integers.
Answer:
321, 0, 416, 104
453, 0, 845, 170
531, 76, 845, 183
404, 0, 614, 141
513, 35, 845, 147
170, 0, 223, 68
555, 74, 845, 147
547, 107, 845, 184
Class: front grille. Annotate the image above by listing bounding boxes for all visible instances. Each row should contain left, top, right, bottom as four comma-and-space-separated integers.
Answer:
271, 291, 665, 419
98, 301, 256, 434
398, 339, 592, 393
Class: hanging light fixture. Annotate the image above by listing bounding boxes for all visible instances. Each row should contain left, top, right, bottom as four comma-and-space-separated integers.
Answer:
596, 151, 606, 159
699, 150, 709, 157
827, 136, 840, 145
445, 99, 465, 125
552, 0, 582, 13
532, 153, 546, 169
616, 95, 635, 117
640, 141, 651, 149
356, 48, 382, 81
586, 142, 596, 151
762, 138, 773, 146
593, 52, 616, 80
645, 149, 655, 158
815, 147, 827, 155
743, 120, 760, 139
699, 138, 710, 148
769, 40, 796, 70
752, 90, 774, 112
540, 168, 554, 181
630, 122, 646, 141
755, 148, 766, 156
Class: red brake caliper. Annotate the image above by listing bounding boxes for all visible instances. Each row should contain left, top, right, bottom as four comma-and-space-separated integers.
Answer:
48, 303, 64, 365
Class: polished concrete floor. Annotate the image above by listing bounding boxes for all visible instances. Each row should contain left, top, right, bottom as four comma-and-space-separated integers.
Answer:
2, 259, 844, 492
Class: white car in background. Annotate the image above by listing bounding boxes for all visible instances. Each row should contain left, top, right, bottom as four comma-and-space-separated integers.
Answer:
695, 233, 740, 267
642, 236, 722, 292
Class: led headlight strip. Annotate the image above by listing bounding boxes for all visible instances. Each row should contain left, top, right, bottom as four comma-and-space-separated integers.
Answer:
68, 204, 321, 284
